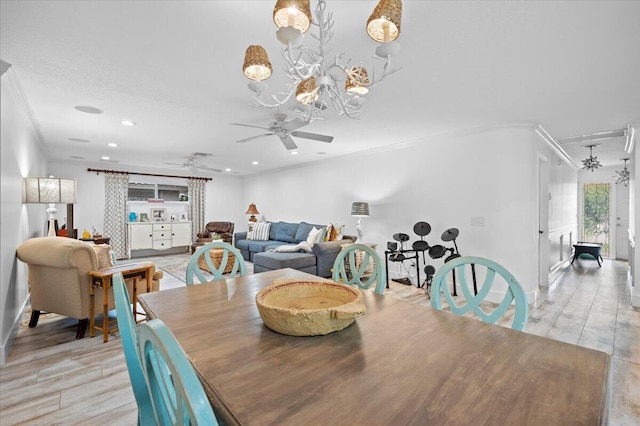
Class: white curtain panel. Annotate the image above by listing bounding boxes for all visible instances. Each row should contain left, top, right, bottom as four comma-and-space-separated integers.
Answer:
188, 178, 207, 242
104, 172, 129, 260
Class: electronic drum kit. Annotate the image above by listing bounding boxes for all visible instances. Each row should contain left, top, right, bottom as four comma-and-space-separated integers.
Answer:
388, 221, 463, 294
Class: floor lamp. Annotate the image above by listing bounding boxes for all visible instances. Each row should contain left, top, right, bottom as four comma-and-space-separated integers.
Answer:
351, 202, 370, 242
23, 177, 77, 237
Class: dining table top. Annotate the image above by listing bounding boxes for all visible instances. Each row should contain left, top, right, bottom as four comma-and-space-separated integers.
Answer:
138, 268, 611, 425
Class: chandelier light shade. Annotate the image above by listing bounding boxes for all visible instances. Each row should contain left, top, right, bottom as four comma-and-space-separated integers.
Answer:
273, 0, 312, 33
243, 45, 273, 81
614, 158, 631, 187
243, 0, 403, 120
295, 77, 318, 104
582, 144, 602, 172
245, 203, 260, 222
345, 67, 370, 95
23, 177, 77, 237
367, 0, 402, 43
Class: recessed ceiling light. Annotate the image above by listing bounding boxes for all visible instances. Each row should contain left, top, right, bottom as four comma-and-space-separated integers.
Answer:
101, 156, 110, 160
252, 161, 259, 165
70, 155, 85, 159
107, 143, 119, 147
74, 105, 103, 114
68, 137, 91, 143
291, 151, 298, 155
121, 120, 136, 126
225, 168, 231, 172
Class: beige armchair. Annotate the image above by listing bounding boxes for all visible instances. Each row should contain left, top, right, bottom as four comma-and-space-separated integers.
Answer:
16, 237, 162, 339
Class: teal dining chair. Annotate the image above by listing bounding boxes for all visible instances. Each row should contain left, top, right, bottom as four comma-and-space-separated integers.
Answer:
186, 241, 246, 285
332, 243, 386, 294
138, 319, 219, 426
112, 272, 155, 426
431, 256, 528, 331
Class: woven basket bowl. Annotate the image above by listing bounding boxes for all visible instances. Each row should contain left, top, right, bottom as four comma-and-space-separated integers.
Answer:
256, 279, 365, 336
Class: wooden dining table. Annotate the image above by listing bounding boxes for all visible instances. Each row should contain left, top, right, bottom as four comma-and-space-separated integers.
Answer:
138, 268, 611, 425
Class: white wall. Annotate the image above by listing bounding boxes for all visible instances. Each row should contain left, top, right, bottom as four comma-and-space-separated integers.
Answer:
0, 67, 48, 365
242, 124, 546, 303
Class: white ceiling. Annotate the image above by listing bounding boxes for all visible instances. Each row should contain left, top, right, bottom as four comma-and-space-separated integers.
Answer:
2, 1, 639, 176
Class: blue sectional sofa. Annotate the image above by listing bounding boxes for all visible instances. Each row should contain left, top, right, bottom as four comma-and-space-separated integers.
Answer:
234, 221, 355, 278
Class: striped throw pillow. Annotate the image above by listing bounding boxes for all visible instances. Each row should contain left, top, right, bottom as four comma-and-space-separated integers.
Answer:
252, 222, 271, 241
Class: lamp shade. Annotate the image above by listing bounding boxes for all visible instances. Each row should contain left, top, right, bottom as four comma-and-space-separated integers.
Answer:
245, 203, 260, 215
367, 0, 402, 43
351, 202, 370, 217
345, 67, 370, 95
273, 0, 312, 33
243, 45, 273, 81
295, 77, 318, 104
23, 177, 77, 204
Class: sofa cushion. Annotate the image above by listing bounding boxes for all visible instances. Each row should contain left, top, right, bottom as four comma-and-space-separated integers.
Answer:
236, 239, 250, 251
274, 222, 299, 243
294, 221, 323, 242
253, 251, 316, 270
269, 221, 279, 240
249, 240, 287, 253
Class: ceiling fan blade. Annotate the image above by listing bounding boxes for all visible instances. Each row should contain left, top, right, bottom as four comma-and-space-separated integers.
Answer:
164, 162, 185, 166
236, 133, 274, 143
281, 135, 298, 150
230, 122, 271, 131
283, 118, 309, 131
290, 131, 334, 143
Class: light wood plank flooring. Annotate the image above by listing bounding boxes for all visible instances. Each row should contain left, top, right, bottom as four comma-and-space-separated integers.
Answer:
1, 254, 638, 425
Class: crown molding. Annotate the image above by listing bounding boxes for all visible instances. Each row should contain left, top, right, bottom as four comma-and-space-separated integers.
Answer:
1, 66, 49, 159
534, 125, 578, 169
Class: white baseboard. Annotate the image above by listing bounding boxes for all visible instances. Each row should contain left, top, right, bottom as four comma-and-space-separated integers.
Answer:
0, 297, 29, 366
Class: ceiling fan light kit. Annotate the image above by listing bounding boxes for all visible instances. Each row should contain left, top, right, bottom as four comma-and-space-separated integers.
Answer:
241, 0, 403, 120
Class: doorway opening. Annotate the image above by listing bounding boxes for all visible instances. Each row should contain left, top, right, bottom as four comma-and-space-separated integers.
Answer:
581, 183, 611, 257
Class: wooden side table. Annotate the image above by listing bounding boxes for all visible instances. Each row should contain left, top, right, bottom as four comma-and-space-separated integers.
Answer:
88, 262, 154, 342
80, 237, 111, 245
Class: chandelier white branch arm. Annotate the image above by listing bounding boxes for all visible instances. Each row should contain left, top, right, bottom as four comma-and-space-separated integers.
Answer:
242, 0, 403, 121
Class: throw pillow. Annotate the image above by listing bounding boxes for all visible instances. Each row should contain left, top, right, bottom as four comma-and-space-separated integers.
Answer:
252, 222, 271, 241
324, 224, 334, 241
91, 244, 114, 269
328, 224, 338, 241
306, 227, 322, 246
333, 224, 345, 240
272, 241, 312, 253
246, 221, 256, 240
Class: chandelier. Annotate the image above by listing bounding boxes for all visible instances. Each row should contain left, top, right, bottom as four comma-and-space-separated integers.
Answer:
242, 0, 403, 120
582, 144, 602, 172
614, 158, 630, 187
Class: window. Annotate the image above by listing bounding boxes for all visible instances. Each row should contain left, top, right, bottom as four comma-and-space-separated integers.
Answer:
582, 183, 610, 257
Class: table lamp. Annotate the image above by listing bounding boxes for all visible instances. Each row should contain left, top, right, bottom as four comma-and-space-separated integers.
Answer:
245, 203, 260, 222
351, 201, 369, 242
23, 177, 77, 237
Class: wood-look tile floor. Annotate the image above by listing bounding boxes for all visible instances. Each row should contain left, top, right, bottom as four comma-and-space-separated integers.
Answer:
1, 255, 638, 425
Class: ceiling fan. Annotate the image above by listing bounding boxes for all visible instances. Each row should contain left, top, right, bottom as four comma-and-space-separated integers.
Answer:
163, 152, 222, 173
231, 113, 334, 150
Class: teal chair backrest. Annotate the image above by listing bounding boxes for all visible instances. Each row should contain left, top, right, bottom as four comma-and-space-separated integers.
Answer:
332, 243, 386, 294
430, 256, 528, 331
112, 273, 155, 426
186, 241, 246, 285
138, 319, 219, 426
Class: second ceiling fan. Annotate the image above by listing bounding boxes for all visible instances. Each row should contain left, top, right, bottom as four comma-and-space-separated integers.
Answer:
231, 113, 333, 150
